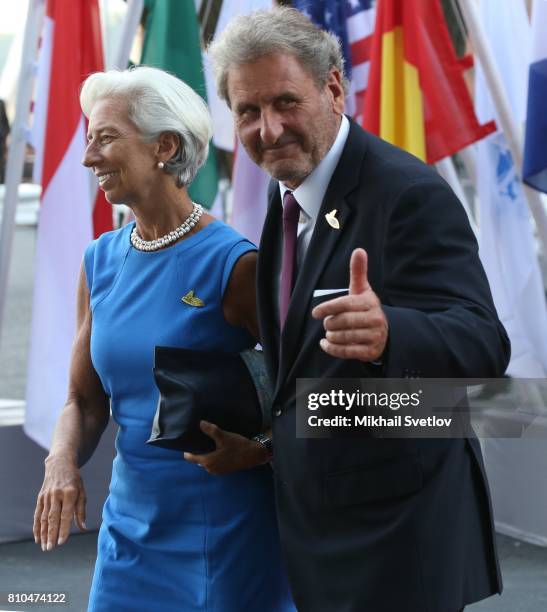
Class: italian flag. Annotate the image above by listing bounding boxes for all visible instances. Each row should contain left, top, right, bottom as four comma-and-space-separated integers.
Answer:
25, 0, 111, 449
363, 0, 496, 164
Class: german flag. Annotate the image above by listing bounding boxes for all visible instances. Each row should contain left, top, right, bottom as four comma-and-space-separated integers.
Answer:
363, 0, 496, 164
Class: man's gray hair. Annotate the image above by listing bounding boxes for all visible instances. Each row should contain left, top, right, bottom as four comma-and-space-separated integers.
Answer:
80, 66, 212, 188
208, 6, 349, 105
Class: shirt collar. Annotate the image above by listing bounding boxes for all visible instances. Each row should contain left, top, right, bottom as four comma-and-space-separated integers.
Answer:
279, 114, 350, 221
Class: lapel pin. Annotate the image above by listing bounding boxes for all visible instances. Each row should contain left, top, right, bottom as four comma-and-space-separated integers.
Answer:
181, 290, 204, 307
325, 209, 340, 230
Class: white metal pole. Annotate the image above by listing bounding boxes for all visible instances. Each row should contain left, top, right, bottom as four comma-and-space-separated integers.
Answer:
457, 145, 479, 225
458, 144, 477, 191
109, 0, 144, 69
436, 156, 478, 236
459, 0, 547, 253
0, 0, 44, 347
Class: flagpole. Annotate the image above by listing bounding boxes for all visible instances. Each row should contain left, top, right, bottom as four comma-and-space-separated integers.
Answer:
457, 145, 479, 225
459, 0, 547, 252
109, 0, 144, 69
458, 145, 477, 192
0, 0, 44, 347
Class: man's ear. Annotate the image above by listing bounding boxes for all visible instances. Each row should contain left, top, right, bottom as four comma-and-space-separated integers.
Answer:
326, 68, 345, 114
157, 131, 180, 162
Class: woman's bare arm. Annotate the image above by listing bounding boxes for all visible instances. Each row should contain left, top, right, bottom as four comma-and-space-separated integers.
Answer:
222, 251, 259, 342
34, 264, 110, 551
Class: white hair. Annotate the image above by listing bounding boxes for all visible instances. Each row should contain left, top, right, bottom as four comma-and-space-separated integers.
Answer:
80, 66, 213, 187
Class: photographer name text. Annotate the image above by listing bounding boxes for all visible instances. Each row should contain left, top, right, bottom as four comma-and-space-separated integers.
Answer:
307, 414, 452, 428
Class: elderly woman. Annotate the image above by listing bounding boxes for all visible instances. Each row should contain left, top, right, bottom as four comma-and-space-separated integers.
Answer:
33, 67, 293, 612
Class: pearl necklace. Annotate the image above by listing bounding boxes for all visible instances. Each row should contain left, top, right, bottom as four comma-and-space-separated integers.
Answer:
130, 202, 204, 252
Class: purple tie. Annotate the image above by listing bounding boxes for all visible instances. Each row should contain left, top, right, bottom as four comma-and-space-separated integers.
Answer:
279, 191, 300, 328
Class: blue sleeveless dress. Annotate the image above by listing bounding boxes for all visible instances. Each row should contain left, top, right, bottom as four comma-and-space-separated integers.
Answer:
85, 221, 294, 612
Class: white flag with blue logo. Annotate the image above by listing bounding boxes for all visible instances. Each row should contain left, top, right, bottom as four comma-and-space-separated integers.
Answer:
475, 0, 547, 377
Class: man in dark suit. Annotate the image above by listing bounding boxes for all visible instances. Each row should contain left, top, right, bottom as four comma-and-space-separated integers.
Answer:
209, 7, 510, 611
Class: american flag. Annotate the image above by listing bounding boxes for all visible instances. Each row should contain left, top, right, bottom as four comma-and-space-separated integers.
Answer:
293, 0, 376, 124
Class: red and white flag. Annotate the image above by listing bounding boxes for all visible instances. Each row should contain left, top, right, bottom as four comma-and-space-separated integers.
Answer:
25, 0, 111, 449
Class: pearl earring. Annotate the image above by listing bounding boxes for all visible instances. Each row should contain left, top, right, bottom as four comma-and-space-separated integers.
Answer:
157, 161, 165, 169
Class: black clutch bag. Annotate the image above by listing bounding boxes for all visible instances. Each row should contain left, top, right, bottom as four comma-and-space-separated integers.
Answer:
146, 346, 271, 454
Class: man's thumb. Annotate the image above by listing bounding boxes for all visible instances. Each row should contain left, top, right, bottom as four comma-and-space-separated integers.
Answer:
349, 249, 370, 295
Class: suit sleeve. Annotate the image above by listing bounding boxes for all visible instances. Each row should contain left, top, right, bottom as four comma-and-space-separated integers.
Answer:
381, 179, 510, 378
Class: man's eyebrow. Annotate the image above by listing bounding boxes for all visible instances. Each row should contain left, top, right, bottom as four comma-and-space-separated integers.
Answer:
234, 92, 298, 113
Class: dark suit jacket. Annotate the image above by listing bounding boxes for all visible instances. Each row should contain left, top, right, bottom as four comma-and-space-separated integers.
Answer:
257, 121, 510, 612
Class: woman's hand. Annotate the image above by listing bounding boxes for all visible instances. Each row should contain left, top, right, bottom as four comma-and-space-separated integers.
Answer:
33, 454, 87, 551
183, 421, 269, 475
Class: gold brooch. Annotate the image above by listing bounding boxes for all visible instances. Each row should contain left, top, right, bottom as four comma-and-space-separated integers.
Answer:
181, 290, 204, 307
325, 209, 340, 229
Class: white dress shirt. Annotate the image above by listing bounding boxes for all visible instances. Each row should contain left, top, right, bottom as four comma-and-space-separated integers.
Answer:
274, 115, 350, 319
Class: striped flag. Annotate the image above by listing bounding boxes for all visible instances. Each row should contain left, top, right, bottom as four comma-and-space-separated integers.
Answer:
293, 0, 375, 123
523, 0, 547, 193
24, 0, 108, 449
363, 0, 496, 163
346, 0, 375, 123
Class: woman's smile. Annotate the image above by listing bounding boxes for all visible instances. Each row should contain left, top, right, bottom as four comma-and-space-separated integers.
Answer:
96, 171, 119, 188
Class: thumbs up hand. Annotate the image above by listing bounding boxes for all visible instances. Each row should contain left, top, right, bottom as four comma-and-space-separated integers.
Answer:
311, 249, 388, 362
